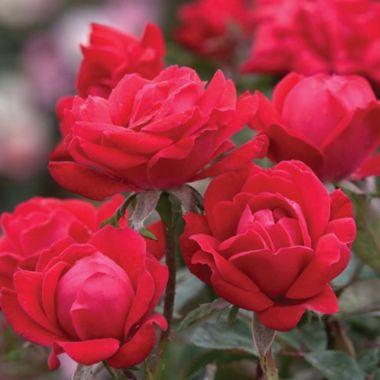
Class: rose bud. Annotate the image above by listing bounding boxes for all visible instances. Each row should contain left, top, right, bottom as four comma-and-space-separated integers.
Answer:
251, 73, 380, 181
180, 161, 356, 331
49, 65, 268, 200
1, 226, 168, 369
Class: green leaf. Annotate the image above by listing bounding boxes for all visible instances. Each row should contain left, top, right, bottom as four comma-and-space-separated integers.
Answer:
178, 299, 230, 331
180, 312, 255, 354
140, 228, 157, 240
304, 351, 365, 380
279, 319, 327, 352
339, 279, 380, 314
181, 350, 255, 380
175, 269, 205, 313
357, 348, 380, 375
350, 193, 380, 273
228, 306, 240, 326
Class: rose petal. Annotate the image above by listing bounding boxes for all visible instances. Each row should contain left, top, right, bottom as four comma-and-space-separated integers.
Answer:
107, 314, 166, 369
57, 339, 120, 365
48, 161, 135, 200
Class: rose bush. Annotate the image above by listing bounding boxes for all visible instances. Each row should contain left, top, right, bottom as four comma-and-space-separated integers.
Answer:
0, 196, 123, 290
251, 73, 380, 181
1, 226, 168, 369
241, 0, 380, 87
175, 0, 254, 59
180, 161, 356, 331
77, 23, 165, 98
49, 65, 268, 200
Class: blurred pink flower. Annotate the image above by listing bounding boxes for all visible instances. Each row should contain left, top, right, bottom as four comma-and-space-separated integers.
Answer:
0, 74, 50, 179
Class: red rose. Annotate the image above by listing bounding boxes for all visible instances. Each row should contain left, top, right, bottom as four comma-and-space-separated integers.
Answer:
180, 161, 356, 331
77, 23, 165, 98
49, 66, 268, 200
53, 23, 165, 161
175, 0, 255, 59
251, 73, 380, 181
0, 196, 123, 290
1, 226, 168, 369
241, 0, 380, 87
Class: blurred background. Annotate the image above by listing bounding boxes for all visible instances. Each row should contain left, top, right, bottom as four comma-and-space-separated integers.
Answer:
3, 1, 380, 380
0, 0, 182, 214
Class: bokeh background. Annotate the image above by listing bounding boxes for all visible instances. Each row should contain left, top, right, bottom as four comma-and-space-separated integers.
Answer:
2, 1, 380, 380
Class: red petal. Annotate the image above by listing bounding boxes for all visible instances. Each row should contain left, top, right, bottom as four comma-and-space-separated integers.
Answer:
306, 285, 338, 314
71, 272, 133, 340
322, 104, 380, 181
57, 339, 120, 365
145, 255, 168, 312
0, 253, 21, 289
123, 271, 155, 334
89, 226, 146, 285
42, 262, 68, 328
48, 161, 135, 200
329, 189, 354, 220
257, 305, 306, 331
14, 271, 62, 335
195, 134, 268, 180
145, 221, 165, 259
264, 124, 325, 177
1, 288, 65, 346
230, 246, 313, 299
274, 161, 330, 241
325, 218, 356, 245
141, 23, 165, 57
272, 73, 304, 114
211, 273, 273, 312
180, 213, 212, 283
286, 234, 342, 299
107, 314, 166, 368
354, 153, 380, 178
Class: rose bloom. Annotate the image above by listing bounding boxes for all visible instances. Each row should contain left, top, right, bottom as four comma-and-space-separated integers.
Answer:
180, 161, 356, 331
77, 22, 165, 98
49, 65, 268, 200
241, 0, 380, 87
175, 0, 255, 60
1, 226, 168, 369
251, 73, 380, 181
0, 196, 124, 290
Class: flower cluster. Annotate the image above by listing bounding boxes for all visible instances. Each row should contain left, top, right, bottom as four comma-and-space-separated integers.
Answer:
241, 0, 380, 87
175, 0, 255, 60
175, 0, 380, 89
3, 6, 380, 377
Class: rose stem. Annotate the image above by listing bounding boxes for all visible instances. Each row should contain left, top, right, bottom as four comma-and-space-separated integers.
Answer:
153, 192, 181, 378
251, 315, 279, 380
102, 361, 118, 379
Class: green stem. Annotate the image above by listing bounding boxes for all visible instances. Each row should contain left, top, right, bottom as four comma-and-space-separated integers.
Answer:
152, 193, 180, 378
251, 314, 279, 380
258, 351, 279, 380
103, 361, 118, 379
